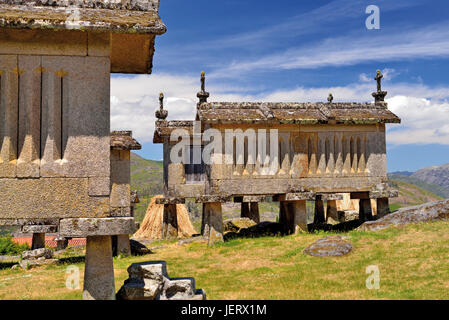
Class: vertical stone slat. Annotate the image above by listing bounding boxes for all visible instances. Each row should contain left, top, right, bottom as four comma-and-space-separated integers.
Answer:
358, 136, 367, 173
342, 136, 351, 175
308, 136, 317, 175
316, 136, 326, 175
17, 55, 41, 178
334, 133, 343, 175
40, 58, 63, 176
0, 55, 18, 178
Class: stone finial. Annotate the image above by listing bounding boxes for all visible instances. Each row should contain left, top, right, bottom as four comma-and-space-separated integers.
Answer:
327, 93, 334, 103
372, 69, 387, 103
375, 69, 383, 92
155, 92, 168, 120
197, 71, 210, 104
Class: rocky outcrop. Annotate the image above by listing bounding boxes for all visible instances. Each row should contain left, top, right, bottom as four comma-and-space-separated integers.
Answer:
223, 218, 257, 233
358, 199, 449, 232
18, 248, 58, 269
304, 236, 353, 257
117, 261, 206, 300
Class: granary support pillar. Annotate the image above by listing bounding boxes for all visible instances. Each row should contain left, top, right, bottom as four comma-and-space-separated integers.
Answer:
202, 202, 224, 246
313, 195, 325, 224
376, 198, 390, 218
162, 204, 178, 239
279, 200, 307, 234
31, 233, 46, 249
55, 237, 69, 251
351, 192, 374, 221
116, 235, 131, 257
326, 200, 340, 225
241, 202, 260, 224
83, 236, 116, 300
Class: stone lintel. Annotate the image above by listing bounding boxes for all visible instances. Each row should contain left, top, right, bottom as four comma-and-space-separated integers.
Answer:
317, 193, 344, 201
0, 218, 59, 226
22, 225, 57, 233
350, 192, 370, 199
233, 196, 267, 203
275, 192, 315, 202
155, 197, 185, 205
195, 195, 232, 203
59, 217, 136, 237
369, 189, 399, 199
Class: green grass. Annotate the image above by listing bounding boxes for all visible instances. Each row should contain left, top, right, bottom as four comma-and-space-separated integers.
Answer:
0, 221, 448, 300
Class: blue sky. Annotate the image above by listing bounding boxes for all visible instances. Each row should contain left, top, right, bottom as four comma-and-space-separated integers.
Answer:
111, 0, 449, 172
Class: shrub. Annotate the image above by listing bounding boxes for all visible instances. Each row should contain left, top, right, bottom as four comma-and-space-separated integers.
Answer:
0, 237, 30, 255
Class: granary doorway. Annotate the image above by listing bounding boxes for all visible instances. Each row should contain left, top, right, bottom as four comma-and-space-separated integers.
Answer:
184, 145, 206, 183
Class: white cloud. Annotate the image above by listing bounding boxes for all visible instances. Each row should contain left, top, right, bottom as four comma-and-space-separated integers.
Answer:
111, 73, 449, 146
210, 21, 449, 77
387, 96, 449, 145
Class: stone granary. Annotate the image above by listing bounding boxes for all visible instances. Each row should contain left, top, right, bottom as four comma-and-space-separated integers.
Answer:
0, 0, 165, 299
153, 71, 401, 244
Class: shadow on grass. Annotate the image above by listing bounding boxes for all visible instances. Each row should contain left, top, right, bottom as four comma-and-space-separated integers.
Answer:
224, 219, 366, 241
0, 262, 16, 270
57, 256, 85, 265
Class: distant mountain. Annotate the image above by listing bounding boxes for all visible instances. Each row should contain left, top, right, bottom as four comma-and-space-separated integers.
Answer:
130, 153, 163, 197
412, 163, 449, 193
390, 171, 414, 177
388, 174, 449, 203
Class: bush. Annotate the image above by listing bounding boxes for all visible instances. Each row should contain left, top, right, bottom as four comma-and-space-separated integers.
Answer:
0, 237, 30, 255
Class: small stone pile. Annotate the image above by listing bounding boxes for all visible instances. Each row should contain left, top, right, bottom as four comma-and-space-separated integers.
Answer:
19, 248, 58, 269
117, 261, 206, 300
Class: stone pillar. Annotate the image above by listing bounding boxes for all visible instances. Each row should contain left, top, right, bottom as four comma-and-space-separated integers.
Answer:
116, 234, 131, 257
162, 204, 178, 239
376, 198, 390, 218
83, 236, 115, 300
31, 233, 45, 249
313, 196, 325, 224
280, 200, 307, 234
292, 200, 307, 233
241, 202, 250, 219
202, 202, 223, 245
326, 200, 339, 225
249, 203, 260, 224
359, 199, 373, 221
55, 237, 68, 250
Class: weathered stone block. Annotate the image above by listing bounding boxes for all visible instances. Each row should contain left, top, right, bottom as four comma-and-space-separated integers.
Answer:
59, 217, 136, 237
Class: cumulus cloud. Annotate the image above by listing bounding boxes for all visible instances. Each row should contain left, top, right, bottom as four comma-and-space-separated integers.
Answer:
111, 73, 449, 145
386, 96, 449, 145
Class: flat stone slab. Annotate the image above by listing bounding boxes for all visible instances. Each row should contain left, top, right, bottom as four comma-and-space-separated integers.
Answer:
358, 199, 449, 232
304, 236, 353, 257
59, 217, 136, 237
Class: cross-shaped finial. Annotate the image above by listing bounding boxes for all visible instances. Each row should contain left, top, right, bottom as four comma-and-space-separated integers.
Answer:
201, 71, 206, 92
159, 92, 164, 110
197, 71, 210, 103
155, 92, 168, 120
375, 69, 383, 92
328, 93, 333, 103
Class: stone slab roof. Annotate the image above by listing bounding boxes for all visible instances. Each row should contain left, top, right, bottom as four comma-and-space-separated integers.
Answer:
197, 102, 401, 125
153, 120, 193, 143
0, 0, 166, 34
111, 131, 141, 150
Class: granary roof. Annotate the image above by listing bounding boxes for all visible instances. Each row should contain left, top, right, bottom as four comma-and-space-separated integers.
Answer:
111, 131, 141, 150
0, 0, 166, 34
196, 102, 401, 125
153, 120, 194, 143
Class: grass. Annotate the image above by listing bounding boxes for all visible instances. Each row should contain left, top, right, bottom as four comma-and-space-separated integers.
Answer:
0, 220, 448, 300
